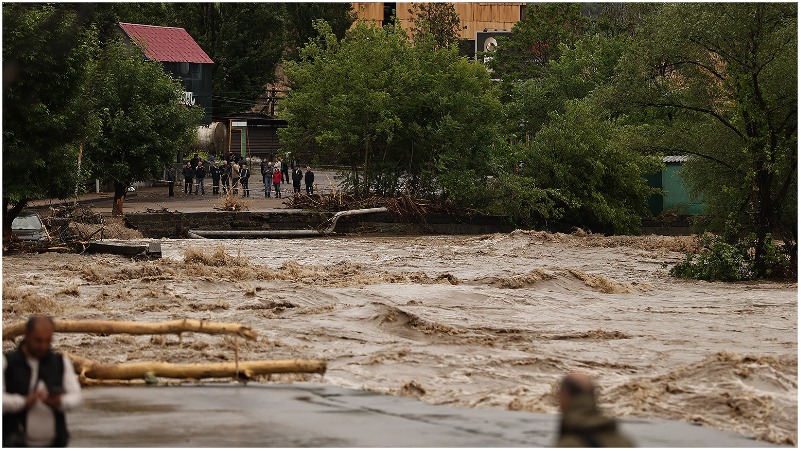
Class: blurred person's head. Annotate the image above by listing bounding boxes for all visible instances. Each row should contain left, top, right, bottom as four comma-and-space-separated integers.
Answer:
24, 315, 55, 359
557, 372, 596, 412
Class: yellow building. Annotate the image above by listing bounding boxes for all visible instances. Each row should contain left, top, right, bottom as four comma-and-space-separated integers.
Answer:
352, 2, 525, 40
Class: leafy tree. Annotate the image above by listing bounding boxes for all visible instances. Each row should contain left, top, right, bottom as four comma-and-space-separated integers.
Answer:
488, 3, 585, 82
2, 3, 96, 235
85, 40, 203, 215
521, 99, 660, 234
407, 2, 462, 49
581, 3, 656, 37
612, 3, 797, 276
282, 3, 355, 58
505, 33, 630, 136
279, 20, 501, 198
87, 3, 178, 42
183, 4, 286, 115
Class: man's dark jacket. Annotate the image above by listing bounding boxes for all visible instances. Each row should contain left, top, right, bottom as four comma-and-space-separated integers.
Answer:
3, 343, 69, 447
556, 394, 633, 447
305, 170, 314, 185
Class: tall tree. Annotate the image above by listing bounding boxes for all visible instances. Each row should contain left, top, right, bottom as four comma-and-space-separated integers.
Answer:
279, 20, 500, 197
185, 3, 286, 115
86, 40, 203, 215
2, 3, 96, 235
282, 3, 355, 58
613, 3, 797, 274
407, 2, 462, 49
505, 33, 630, 137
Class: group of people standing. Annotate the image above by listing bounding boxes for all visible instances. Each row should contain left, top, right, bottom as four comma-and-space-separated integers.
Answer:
178, 153, 252, 197
169, 153, 315, 199
260, 156, 314, 198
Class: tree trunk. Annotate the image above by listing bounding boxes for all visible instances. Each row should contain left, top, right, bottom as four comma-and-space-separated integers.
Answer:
3, 197, 28, 241
351, 163, 359, 195
112, 180, 126, 217
2, 318, 258, 341
753, 168, 774, 277
67, 354, 326, 381
363, 136, 370, 198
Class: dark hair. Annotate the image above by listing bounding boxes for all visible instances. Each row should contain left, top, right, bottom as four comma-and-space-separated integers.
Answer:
26, 315, 55, 333
559, 374, 595, 397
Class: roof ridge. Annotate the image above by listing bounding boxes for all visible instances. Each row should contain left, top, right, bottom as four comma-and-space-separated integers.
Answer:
119, 22, 187, 31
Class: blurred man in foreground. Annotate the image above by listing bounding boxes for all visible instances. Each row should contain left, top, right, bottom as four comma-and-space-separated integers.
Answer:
555, 372, 633, 447
3, 315, 82, 447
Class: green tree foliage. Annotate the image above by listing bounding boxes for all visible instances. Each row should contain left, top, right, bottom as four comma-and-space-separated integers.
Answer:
279, 21, 501, 198
495, 21, 657, 234
85, 40, 203, 215
522, 99, 660, 234
170, 3, 286, 115
2, 3, 96, 233
488, 3, 585, 82
505, 33, 630, 136
612, 3, 797, 276
407, 2, 462, 49
282, 3, 355, 57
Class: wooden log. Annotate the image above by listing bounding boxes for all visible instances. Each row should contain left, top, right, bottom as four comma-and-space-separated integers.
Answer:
2, 319, 257, 341
67, 354, 326, 380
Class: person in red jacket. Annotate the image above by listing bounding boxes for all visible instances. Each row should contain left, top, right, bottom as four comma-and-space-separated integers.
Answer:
272, 167, 282, 198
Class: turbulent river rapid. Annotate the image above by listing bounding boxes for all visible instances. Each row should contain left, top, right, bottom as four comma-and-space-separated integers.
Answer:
3, 231, 797, 445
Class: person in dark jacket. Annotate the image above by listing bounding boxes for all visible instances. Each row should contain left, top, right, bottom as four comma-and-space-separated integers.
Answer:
292, 165, 303, 194
182, 162, 194, 194
304, 166, 315, 195
261, 160, 272, 197
166, 165, 176, 197
290, 157, 300, 170
194, 161, 206, 195
555, 373, 633, 447
280, 157, 289, 183
210, 162, 221, 195
240, 163, 251, 197
3, 315, 82, 447
221, 161, 231, 194
190, 153, 200, 169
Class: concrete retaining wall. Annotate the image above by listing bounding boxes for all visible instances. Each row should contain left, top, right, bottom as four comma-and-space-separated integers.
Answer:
125, 210, 513, 238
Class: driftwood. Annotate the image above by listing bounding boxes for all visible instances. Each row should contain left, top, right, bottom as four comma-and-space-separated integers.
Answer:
2, 319, 258, 341
67, 354, 326, 380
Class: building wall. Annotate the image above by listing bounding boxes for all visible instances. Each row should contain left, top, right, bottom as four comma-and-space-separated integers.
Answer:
646, 163, 704, 216
161, 61, 213, 124
662, 164, 703, 215
352, 2, 524, 39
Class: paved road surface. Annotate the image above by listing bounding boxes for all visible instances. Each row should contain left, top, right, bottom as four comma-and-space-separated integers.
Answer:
28, 170, 345, 214
69, 384, 777, 447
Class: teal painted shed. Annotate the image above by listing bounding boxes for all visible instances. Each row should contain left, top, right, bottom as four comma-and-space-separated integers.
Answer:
646, 156, 704, 216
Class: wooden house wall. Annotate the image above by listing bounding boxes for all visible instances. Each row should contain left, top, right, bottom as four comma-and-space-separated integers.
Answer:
352, 2, 524, 38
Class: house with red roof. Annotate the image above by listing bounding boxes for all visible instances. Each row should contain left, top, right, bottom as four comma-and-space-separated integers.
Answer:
118, 22, 214, 124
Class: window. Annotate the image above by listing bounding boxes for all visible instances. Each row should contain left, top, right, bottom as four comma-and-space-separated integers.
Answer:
191, 63, 202, 80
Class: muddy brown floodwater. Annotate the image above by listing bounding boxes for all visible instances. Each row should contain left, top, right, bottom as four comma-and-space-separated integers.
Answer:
2, 231, 797, 445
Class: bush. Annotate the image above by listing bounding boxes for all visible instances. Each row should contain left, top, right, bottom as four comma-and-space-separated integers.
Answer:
670, 234, 794, 281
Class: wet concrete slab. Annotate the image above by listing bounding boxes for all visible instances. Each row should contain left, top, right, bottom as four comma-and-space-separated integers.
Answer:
68, 383, 777, 447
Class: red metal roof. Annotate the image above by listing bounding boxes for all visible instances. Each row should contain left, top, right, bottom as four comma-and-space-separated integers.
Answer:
119, 23, 213, 64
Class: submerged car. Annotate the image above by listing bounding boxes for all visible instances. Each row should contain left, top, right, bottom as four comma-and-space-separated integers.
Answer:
11, 210, 49, 242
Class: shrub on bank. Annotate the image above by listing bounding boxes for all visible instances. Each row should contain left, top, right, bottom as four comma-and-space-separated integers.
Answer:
670, 234, 795, 281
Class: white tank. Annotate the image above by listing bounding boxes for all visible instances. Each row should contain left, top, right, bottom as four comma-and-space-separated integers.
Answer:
196, 122, 228, 155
